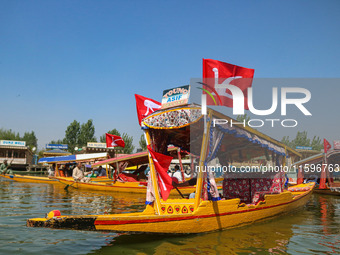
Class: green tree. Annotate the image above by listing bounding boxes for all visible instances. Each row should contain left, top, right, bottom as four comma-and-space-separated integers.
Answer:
22, 131, 38, 150
0, 128, 37, 150
78, 119, 97, 146
139, 134, 147, 151
122, 133, 134, 154
100, 129, 134, 153
38, 149, 46, 159
100, 128, 121, 143
236, 114, 251, 126
49, 139, 64, 144
0, 128, 20, 140
281, 131, 323, 150
310, 136, 323, 151
64, 120, 80, 153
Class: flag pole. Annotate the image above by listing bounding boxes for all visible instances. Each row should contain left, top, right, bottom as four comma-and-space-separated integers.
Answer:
144, 129, 162, 215
177, 148, 185, 181
319, 153, 327, 189
194, 110, 212, 210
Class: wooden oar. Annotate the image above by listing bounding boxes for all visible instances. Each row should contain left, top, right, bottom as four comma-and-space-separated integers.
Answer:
59, 180, 77, 191
175, 187, 184, 198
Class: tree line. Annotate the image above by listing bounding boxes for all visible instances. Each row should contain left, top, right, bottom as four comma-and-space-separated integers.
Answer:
281, 131, 323, 151
0, 120, 146, 154
0, 128, 37, 150
1, 123, 323, 155
49, 119, 138, 154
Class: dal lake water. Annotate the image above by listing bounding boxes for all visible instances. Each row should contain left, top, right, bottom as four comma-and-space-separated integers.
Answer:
0, 178, 339, 255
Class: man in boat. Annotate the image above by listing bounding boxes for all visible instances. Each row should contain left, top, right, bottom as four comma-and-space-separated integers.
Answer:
172, 165, 183, 182
72, 162, 91, 182
63, 164, 72, 177
0, 159, 13, 174
97, 166, 107, 177
48, 164, 55, 176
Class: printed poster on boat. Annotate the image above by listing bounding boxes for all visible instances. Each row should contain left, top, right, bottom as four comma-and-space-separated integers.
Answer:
161, 85, 190, 109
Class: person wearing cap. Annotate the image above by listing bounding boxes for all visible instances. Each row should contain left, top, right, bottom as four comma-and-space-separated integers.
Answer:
0, 159, 13, 174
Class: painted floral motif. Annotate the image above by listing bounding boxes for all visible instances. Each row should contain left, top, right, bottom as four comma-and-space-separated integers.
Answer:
174, 205, 181, 213
167, 206, 174, 214
144, 108, 202, 129
182, 206, 188, 214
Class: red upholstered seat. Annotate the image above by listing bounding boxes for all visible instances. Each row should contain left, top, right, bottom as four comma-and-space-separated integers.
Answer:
223, 173, 285, 204
118, 173, 138, 182
223, 178, 251, 204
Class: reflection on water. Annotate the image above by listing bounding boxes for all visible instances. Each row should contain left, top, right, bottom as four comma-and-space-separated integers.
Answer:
0, 178, 339, 255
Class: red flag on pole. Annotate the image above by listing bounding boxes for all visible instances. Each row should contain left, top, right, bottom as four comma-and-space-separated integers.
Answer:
135, 94, 161, 125
323, 139, 331, 153
202, 59, 254, 109
147, 145, 173, 201
106, 133, 125, 148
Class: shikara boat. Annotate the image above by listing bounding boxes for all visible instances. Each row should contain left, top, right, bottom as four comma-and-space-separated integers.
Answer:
0, 153, 109, 184
54, 148, 196, 195
27, 104, 314, 234
294, 150, 340, 196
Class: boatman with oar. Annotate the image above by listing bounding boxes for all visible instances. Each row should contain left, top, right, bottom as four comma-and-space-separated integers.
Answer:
0, 159, 13, 175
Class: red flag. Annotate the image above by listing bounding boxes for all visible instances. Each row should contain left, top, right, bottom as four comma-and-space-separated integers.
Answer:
324, 139, 331, 153
135, 94, 161, 125
106, 133, 125, 148
202, 59, 254, 109
147, 145, 173, 201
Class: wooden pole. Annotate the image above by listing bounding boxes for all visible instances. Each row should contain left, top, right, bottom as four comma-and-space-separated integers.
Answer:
194, 111, 212, 210
144, 130, 162, 215
297, 165, 304, 184
55, 164, 60, 177
319, 154, 327, 189
177, 148, 185, 181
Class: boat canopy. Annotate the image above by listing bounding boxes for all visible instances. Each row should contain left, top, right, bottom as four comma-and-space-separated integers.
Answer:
92, 147, 182, 167
38, 152, 109, 164
294, 150, 340, 167
142, 104, 301, 160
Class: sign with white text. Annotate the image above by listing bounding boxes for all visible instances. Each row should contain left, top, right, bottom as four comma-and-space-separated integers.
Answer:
46, 144, 68, 150
87, 142, 107, 148
161, 85, 190, 109
0, 140, 26, 147
296, 146, 313, 150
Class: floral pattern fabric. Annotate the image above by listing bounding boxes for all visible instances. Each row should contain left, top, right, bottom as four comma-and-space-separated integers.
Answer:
223, 175, 285, 204
143, 108, 202, 129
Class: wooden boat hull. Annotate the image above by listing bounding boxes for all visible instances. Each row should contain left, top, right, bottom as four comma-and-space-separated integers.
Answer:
56, 178, 196, 195
313, 188, 340, 196
27, 182, 314, 234
0, 174, 60, 184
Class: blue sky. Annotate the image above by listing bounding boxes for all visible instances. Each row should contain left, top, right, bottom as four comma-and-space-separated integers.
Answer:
0, 0, 339, 150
